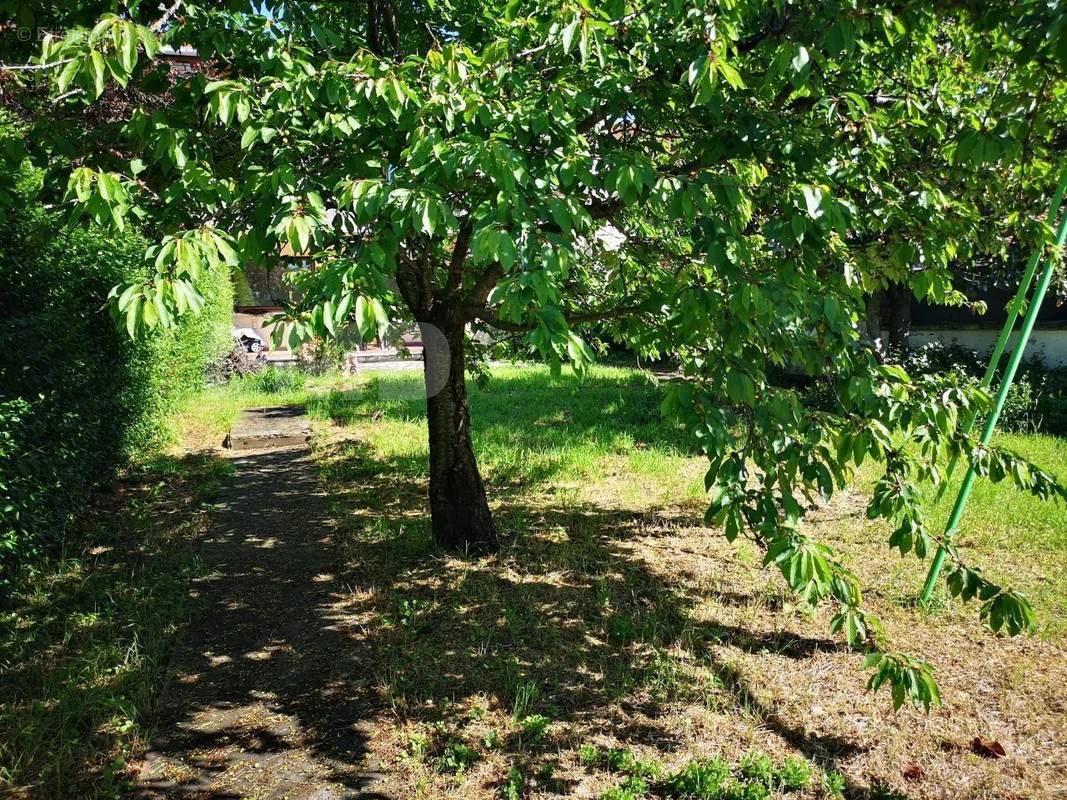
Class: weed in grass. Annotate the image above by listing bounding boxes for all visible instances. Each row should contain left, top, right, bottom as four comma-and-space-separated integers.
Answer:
484, 729, 503, 751
776, 756, 812, 791
604, 748, 661, 779
660, 757, 732, 798
737, 752, 775, 786
511, 680, 540, 722
499, 766, 525, 799
578, 744, 601, 766
406, 731, 432, 763
437, 741, 478, 775
640, 648, 689, 702
724, 778, 771, 800
600, 775, 650, 800
387, 596, 430, 630
518, 714, 551, 743
823, 770, 846, 799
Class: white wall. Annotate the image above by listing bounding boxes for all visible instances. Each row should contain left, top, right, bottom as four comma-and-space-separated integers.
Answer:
909, 328, 1067, 367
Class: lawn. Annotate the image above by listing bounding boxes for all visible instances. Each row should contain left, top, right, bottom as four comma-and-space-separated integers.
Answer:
177, 364, 1067, 799
7, 364, 1061, 797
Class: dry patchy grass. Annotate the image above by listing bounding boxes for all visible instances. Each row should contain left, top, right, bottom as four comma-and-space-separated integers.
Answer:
306, 366, 1066, 800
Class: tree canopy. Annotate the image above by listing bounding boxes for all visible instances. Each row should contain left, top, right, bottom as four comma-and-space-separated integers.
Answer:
4, 0, 1066, 710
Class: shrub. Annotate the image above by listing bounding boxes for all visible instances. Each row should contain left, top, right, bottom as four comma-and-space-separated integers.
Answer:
0, 154, 231, 588
799, 340, 1067, 437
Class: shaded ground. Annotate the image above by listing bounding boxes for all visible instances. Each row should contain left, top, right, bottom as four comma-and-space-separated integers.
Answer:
167, 367, 1067, 799
0, 453, 230, 798
137, 423, 391, 799
312, 432, 1067, 800
297, 370, 1066, 800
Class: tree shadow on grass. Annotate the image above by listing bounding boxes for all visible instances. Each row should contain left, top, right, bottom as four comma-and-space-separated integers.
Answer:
316, 436, 877, 798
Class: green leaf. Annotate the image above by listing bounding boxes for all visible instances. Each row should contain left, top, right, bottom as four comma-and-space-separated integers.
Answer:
56, 58, 80, 93
241, 125, 259, 150
120, 24, 137, 72
561, 16, 580, 54
801, 185, 824, 219
717, 60, 745, 90
725, 370, 756, 406
89, 51, 107, 97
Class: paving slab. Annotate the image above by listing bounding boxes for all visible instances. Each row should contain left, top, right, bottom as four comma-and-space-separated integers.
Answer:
224, 406, 311, 450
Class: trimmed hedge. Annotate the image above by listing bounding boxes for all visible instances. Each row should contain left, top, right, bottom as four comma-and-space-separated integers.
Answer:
0, 171, 231, 588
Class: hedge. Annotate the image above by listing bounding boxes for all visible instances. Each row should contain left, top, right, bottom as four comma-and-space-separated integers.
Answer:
0, 169, 232, 589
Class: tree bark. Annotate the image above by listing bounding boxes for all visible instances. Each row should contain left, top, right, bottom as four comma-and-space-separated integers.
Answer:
864, 291, 883, 357
886, 282, 912, 351
419, 320, 499, 554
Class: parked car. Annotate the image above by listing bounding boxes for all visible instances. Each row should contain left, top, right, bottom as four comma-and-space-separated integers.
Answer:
232, 327, 266, 353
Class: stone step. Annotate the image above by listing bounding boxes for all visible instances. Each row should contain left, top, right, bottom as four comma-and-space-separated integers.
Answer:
223, 405, 310, 450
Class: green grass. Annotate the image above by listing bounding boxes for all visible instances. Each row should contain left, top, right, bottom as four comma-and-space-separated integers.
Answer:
183, 363, 1067, 634
139, 363, 1067, 797
181, 364, 702, 496
843, 431, 1067, 636
313, 365, 694, 488
0, 453, 230, 797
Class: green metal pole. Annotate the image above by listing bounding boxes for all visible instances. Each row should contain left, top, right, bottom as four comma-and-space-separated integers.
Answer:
920, 173, 1067, 606
931, 164, 1067, 504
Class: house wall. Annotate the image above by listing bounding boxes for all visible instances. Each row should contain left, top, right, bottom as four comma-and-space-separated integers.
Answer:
909, 328, 1067, 367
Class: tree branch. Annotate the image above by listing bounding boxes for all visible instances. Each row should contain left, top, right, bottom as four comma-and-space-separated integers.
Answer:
151, 0, 185, 32
466, 262, 503, 307
0, 58, 73, 71
442, 217, 473, 299
465, 302, 647, 332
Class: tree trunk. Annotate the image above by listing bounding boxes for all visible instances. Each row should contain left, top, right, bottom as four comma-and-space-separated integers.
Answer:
886, 282, 912, 351
419, 320, 499, 554
864, 291, 883, 358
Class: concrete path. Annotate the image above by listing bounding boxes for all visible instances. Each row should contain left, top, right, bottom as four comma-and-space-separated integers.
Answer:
138, 408, 388, 799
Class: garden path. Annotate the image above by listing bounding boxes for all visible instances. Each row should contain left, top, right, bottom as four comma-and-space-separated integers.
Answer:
137, 409, 391, 799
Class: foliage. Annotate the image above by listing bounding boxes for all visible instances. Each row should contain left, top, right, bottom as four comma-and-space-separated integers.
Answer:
0, 138, 231, 587
498, 766, 525, 800
892, 340, 1067, 436
13, 0, 1067, 706
583, 749, 814, 799
240, 364, 307, 395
